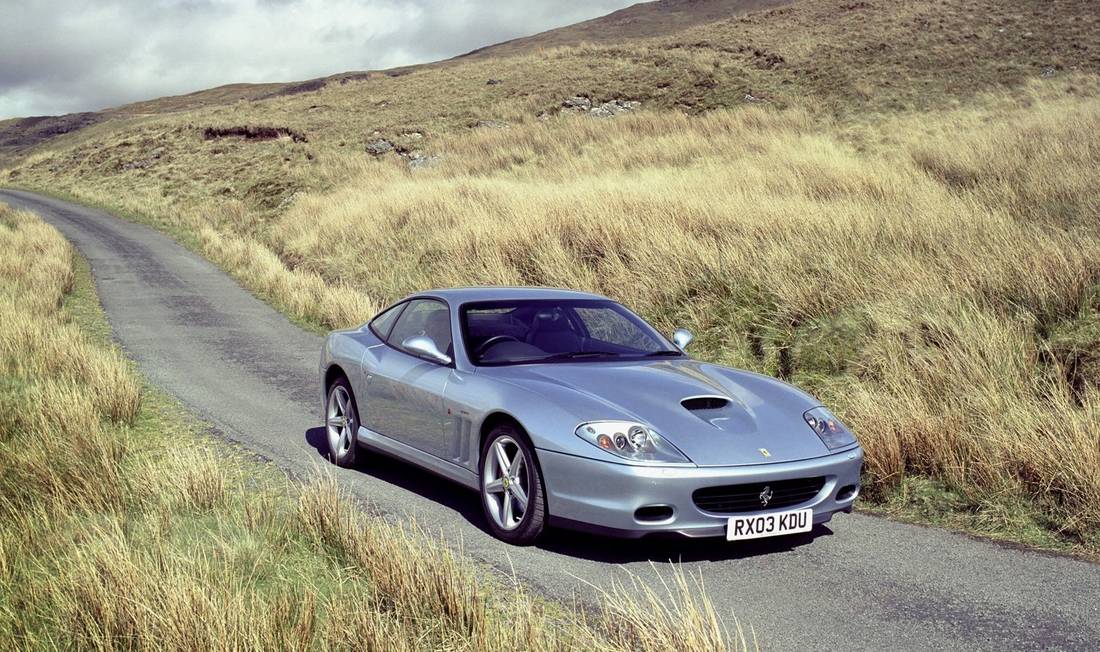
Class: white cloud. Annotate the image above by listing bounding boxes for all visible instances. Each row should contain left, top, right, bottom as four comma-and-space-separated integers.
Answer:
0, 0, 635, 119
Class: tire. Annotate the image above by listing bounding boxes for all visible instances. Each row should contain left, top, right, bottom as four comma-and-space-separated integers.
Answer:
480, 422, 547, 545
325, 376, 360, 468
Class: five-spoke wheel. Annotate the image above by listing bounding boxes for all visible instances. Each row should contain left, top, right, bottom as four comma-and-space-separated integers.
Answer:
480, 423, 545, 544
326, 376, 359, 467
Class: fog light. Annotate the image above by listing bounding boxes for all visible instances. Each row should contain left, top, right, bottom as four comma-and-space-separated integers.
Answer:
634, 505, 674, 522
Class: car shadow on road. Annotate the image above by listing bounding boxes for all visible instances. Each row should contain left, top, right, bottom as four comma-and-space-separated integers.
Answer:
305, 426, 834, 563
535, 524, 832, 564
304, 426, 495, 536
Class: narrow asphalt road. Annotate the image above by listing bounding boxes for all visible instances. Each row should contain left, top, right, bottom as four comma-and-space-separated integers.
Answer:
4, 188, 1098, 650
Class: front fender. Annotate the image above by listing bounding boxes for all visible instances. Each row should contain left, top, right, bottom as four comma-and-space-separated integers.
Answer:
320, 327, 381, 420
445, 372, 649, 464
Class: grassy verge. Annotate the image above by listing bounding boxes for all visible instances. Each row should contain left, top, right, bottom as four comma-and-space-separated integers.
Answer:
0, 204, 751, 650
10, 80, 1099, 558
2, 0, 1097, 562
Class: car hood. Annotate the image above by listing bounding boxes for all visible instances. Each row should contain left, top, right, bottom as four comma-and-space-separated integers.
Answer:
486, 359, 833, 466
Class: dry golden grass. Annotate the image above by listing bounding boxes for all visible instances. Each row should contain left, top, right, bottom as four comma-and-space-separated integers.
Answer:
270, 92, 1100, 545
0, 203, 750, 650
2, 0, 1098, 554
597, 567, 753, 651
19, 81, 1100, 550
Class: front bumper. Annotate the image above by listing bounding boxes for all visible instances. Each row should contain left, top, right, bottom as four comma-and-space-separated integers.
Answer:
539, 446, 863, 538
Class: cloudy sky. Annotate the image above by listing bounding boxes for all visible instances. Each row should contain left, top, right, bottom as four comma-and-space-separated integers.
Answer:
1, 0, 636, 120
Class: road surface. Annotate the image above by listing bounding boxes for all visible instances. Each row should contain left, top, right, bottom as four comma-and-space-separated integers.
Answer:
3, 188, 1098, 650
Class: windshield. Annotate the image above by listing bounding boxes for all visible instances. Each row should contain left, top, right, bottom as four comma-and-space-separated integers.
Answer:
461, 299, 681, 366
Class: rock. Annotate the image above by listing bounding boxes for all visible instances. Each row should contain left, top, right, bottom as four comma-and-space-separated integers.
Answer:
562, 96, 592, 111
150, 146, 166, 159
744, 93, 769, 103
486, 78, 503, 85
472, 119, 509, 129
366, 139, 394, 156
404, 151, 441, 169
560, 96, 642, 117
589, 99, 642, 117
400, 131, 423, 139
1040, 66, 1057, 78
537, 111, 551, 121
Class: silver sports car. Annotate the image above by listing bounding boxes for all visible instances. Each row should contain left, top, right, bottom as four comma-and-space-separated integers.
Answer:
320, 287, 862, 544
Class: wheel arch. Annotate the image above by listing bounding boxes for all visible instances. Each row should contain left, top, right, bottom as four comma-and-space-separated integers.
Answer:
479, 410, 526, 452
324, 363, 349, 391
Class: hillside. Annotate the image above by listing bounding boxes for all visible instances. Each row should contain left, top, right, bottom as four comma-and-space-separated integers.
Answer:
452, 0, 792, 59
0, 0, 788, 160
3, 0, 1095, 162
3, 0, 1100, 556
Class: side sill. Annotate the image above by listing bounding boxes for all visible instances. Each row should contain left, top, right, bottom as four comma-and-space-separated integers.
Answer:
356, 426, 479, 490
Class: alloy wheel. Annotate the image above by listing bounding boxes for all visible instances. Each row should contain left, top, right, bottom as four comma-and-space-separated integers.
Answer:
326, 384, 356, 459
482, 435, 530, 531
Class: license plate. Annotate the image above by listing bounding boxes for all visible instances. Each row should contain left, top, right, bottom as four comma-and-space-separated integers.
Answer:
727, 507, 813, 541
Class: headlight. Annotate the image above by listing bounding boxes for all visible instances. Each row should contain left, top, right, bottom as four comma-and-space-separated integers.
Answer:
803, 407, 856, 450
575, 421, 690, 464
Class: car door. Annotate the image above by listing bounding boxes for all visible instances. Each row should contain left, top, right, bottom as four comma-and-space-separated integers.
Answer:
362, 298, 454, 458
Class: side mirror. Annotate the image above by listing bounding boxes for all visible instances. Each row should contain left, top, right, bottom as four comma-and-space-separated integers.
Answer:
402, 335, 452, 365
672, 328, 694, 351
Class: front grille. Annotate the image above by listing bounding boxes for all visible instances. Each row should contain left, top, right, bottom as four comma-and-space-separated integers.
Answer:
693, 476, 826, 514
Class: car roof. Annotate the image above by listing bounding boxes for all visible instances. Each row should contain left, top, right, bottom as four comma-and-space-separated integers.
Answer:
412, 286, 608, 305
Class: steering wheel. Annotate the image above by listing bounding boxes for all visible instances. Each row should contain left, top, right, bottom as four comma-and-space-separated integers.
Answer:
475, 335, 521, 357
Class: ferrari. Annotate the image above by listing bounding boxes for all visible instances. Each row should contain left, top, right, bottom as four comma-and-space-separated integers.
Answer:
320, 288, 862, 544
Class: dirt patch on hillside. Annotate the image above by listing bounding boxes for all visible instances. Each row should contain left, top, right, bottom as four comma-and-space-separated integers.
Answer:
202, 125, 308, 143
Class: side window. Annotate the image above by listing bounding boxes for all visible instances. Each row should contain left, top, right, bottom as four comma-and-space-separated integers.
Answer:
368, 302, 406, 340
387, 300, 453, 357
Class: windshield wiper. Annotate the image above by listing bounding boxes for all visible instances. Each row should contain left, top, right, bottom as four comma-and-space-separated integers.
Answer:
642, 349, 684, 357
538, 350, 621, 361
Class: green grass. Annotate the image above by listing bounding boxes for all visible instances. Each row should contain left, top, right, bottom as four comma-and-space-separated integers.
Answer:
866, 478, 1095, 556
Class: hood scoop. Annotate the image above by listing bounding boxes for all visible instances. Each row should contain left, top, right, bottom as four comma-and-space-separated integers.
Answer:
681, 396, 730, 411
681, 395, 757, 434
